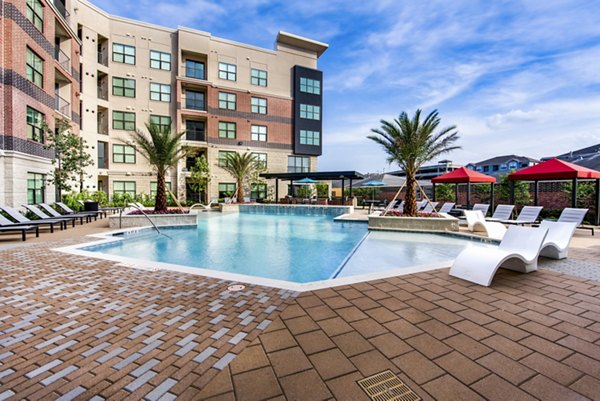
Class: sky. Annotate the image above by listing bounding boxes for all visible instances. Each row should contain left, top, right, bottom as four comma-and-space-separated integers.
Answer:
91, 0, 600, 173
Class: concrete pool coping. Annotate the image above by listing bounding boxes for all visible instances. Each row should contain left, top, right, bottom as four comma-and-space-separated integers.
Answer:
54, 225, 496, 293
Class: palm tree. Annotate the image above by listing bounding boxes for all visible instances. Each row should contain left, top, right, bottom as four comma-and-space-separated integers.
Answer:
130, 123, 189, 211
221, 152, 263, 202
368, 109, 460, 216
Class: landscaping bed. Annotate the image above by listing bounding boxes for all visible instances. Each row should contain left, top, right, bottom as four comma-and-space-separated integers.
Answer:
368, 213, 459, 232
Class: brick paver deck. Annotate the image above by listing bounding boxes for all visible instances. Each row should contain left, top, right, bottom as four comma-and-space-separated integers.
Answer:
0, 221, 599, 400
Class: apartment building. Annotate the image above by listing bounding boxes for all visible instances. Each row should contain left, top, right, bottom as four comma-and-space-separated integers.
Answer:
1, 0, 81, 206
0, 0, 327, 206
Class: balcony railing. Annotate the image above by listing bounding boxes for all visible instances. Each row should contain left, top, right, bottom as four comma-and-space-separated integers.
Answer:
98, 157, 108, 169
55, 94, 70, 116
183, 96, 206, 111
97, 51, 108, 67
55, 47, 70, 72
186, 130, 206, 142
97, 86, 108, 100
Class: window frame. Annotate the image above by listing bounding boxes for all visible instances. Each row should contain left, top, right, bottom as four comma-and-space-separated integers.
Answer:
299, 104, 321, 120
26, 106, 45, 143
184, 90, 205, 111
218, 62, 237, 81
149, 115, 171, 131
251, 68, 268, 87
112, 111, 136, 131
251, 183, 268, 200
218, 151, 236, 167
185, 120, 205, 141
150, 82, 171, 102
299, 129, 320, 146
252, 152, 267, 168
251, 97, 267, 114
149, 50, 171, 70
112, 43, 136, 65
185, 60, 205, 80
218, 182, 237, 198
112, 77, 136, 98
113, 181, 136, 197
26, 47, 44, 88
299, 77, 321, 95
150, 181, 171, 197
218, 122, 236, 139
218, 92, 236, 110
26, 0, 44, 32
27, 172, 45, 204
112, 144, 136, 164
251, 125, 267, 142
287, 156, 310, 173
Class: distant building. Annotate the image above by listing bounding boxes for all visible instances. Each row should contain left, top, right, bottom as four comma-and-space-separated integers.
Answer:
466, 155, 539, 177
389, 160, 461, 180
547, 143, 600, 171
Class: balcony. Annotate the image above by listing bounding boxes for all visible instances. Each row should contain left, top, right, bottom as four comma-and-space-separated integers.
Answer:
55, 47, 70, 72
52, 0, 68, 19
97, 86, 108, 101
55, 94, 70, 116
182, 93, 206, 112
97, 50, 108, 67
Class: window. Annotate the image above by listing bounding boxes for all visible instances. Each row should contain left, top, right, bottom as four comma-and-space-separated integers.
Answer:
253, 152, 267, 168
300, 129, 320, 146
251, 184, 267, 200
218, 183, 236, 199
150, 50, 171, 70
150, 181, 171, 197
26, 107, 44, 143
300, 77, 321, 94
492, 165, 499, 172
251, 125, 267, 142
185, 60, 205, 80
112, 77, 135, 97
112, 111, 135, 131
218, 62, 236, 81
218, 122, 236, 139
27, 172, 45, 204
112, 43, 135, 64
251, 97, 267, 114
482, 166, 489, 172
149, 115, 171, 131
26, 0, 44, 32
112, 144, 136, 164
113, 181, 136, 197
288, 156, 310, 173
300, 104, 320, 120
218, 92, 236, 110
184, 90, 205, 110
150, 83, 171, 102
218, 151, 236, 167
251, 68, 267, 87
185, 120, 205, 141
97, 141, 108, 169
26, 47, 43, 88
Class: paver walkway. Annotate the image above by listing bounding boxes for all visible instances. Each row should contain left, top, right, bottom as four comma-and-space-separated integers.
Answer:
0, 221, 599, 400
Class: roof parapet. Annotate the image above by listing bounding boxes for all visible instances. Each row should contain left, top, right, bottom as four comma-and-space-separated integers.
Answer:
276, 31, 328, 58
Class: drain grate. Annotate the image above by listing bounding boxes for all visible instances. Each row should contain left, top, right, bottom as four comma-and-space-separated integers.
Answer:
357, 370, 421, 401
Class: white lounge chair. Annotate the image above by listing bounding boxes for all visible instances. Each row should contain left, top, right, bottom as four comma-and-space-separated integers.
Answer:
472, 203, 490, 217
450, 225, 549, 286
422, 201, 439, 213
438, 202, 455, 214
189, 199, 217, 213
417, 199, 428, 210
500, 206, 543, 225
487, 204, 515, 221
539, 220, 578, 259
464, 210, 507, 240
556, 208, 592, 235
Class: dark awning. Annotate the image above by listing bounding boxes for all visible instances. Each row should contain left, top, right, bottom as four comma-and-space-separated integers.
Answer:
260, 171, 364, 180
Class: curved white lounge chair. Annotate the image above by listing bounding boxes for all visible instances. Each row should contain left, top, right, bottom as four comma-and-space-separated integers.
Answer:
438, 202, 455, 214
539, 220, 578, 259
464, 210, 507, 240
450, 225, 549, 286
500, 206, 543, 225
487, 204, 515, 221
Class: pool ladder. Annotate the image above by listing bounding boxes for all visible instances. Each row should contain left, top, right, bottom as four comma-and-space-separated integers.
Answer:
124, 204, 172, 239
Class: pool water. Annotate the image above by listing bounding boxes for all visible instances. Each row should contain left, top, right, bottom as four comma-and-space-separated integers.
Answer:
84, 213, 368, 283
83, 213, 495, 284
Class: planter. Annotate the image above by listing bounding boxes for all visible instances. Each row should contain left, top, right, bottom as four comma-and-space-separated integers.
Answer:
368, 213, 459, 232
108, 213, 198, 228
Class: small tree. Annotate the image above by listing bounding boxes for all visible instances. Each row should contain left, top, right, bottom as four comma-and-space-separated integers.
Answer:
188, 155, 211, 203
315, 183, 329, 198
435, 183, 455, 202
220, 152, 264, 202
44, 118, 93, 200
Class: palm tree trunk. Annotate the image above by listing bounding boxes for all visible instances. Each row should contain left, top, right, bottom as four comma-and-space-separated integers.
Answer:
237, 179, 244, 203
155, 171, 167, 211
404, 174, 417, 216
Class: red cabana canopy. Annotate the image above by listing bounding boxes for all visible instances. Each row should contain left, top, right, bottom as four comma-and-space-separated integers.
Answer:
432, 167, 496, 183
509, 158, 600, 181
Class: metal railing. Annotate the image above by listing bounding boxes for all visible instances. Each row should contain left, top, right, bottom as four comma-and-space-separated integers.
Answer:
186, 130, 206, 141
97, 86, 108, 100
122, 204, 171, 238
55, 94, 70, 116
183, 96, 206, 111
97, 51, 108, 66
55, 47, 70, 72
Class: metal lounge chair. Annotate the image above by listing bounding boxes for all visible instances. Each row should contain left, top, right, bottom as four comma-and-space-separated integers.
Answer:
77, 200, 115, 216
472, 203, 490, 217
39, 203, 95, 222
421, 201, 439, 213
539, 220, 578, 259
486, 204, 515, 222
22, 205, 78, 227
438, 202, 455, 214
0, 214, 40, 241
0, 206, 65, 232
464, 210, 507, 240
58, 202, 104, 219
449, 225, 549, 286
500, 206, 543, 225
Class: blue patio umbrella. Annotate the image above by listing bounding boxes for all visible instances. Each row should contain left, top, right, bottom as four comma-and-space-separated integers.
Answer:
360, 180, 386, 201
295, 177, 319, 184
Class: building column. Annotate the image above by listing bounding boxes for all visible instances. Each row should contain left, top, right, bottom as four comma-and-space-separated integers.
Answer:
572, 178, 578, 208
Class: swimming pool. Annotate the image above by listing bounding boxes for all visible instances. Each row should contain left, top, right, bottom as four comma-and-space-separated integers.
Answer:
67, 211, 495, 290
